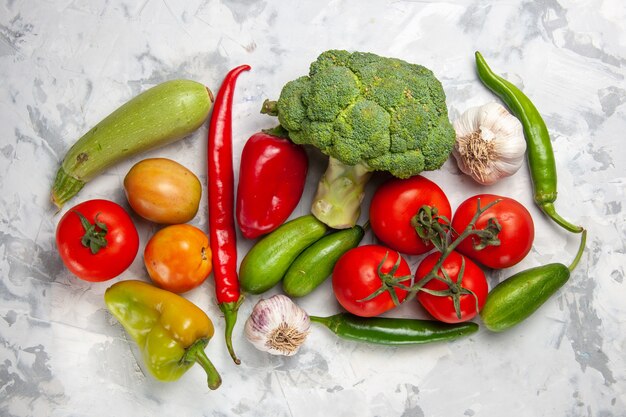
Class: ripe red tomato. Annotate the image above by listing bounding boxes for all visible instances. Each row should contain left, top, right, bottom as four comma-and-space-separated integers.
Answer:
56, 199, 139, 282
369, 175, 451, 255
144, 224, 212, 293
415, 251, 488, 323
332, 245, 411, 317
451, 194, 534, 269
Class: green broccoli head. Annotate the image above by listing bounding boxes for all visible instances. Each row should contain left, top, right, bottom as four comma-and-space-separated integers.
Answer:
274, 50, 455, 178
265, 50, 455, 228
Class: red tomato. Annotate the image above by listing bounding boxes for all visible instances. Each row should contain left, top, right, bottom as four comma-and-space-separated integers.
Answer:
451, 194, 534, 269
236, 132, 308, 239
56, 199, 139, 282
369, 175, 451, 255
144, 224, 212, 293
415, 251, 488, 323
332, 245, 411, 317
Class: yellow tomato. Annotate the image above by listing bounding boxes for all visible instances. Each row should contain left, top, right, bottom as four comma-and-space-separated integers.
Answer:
124, 158, 201, 224
144, 224, 212, 293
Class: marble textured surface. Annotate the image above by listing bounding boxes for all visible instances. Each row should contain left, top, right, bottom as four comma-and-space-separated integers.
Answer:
1, 0, 625, 416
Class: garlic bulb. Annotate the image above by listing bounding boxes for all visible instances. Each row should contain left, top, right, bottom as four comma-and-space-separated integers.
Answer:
452, 102, 526, 185
244, 294, 311, 356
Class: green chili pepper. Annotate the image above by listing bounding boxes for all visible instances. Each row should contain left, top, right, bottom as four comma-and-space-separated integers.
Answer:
475, 51, 583, 234
105, 280, 222, 390
310, 313, 478, 345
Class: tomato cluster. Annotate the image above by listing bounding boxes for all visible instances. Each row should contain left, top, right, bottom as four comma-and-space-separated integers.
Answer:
56, 158, 212, 293
331, 175, 535, 323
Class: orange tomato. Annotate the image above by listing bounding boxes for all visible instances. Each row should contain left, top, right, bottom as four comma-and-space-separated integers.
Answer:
124, 158, 202, 224
144, 224, 212, 293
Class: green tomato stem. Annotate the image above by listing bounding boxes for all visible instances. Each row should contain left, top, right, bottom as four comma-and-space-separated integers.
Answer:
404, 199, 501, 310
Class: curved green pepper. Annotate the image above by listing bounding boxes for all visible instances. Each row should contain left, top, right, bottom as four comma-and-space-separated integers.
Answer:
475, 51, 583, 234
104, 280, 222, 390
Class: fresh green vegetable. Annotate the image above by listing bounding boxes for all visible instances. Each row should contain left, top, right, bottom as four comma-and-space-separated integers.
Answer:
310, 313, 478, 345
474, 51, 583, 234
282, 225, 365, 297
52, 80, 213, 208
262, 50, 455, 229
481, 229, 587, 332
239, 215, 328, 294
104, 280, 221, 389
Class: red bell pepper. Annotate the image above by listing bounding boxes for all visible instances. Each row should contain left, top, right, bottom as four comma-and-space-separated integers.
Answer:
236, 132, 308, 239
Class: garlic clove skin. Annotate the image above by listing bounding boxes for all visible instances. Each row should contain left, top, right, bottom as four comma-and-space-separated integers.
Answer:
244, 294, 311, 356
452, 102, 526, 185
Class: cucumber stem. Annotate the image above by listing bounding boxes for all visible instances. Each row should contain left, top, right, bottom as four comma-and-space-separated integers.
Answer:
568, 229, 587, 272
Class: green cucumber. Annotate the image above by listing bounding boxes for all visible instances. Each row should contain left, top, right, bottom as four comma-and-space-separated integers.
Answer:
282, 225, 364, 297
239, 215, 328, 294
480, 229, 587, 332
480, 263, 570, 332
52, 79, 213, 208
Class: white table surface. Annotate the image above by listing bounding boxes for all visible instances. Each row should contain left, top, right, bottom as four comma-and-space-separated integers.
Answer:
1, 1, 625, 416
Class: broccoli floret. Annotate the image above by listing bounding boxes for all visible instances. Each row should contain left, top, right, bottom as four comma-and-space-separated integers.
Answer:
263, 50, 455, 228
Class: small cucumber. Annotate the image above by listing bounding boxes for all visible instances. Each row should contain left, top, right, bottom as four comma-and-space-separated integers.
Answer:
480, 263, 569, 332
239, 215, 328, 294
282, 225, 364, 297
52, 79, 213, 208
481, 230, 586, 332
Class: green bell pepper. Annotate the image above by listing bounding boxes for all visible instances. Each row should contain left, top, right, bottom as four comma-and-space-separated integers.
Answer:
105, 280, 222, 390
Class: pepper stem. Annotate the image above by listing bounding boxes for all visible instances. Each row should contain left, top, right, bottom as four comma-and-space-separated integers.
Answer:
540, 202, 584, 234
309, 315, 328, 325
219, 298, 243, 365
309, 315, 332, 327
183, 339, 222, 390
309, 315, 341, 335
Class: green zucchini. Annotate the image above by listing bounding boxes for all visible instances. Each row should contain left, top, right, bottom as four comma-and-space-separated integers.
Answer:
239, 215, 328, 294
282, 225, 364, 297
52, 79, 213, 208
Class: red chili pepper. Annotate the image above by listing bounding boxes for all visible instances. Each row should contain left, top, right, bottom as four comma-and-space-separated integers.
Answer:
236, 132, 308, 239
208, 64, 250, 365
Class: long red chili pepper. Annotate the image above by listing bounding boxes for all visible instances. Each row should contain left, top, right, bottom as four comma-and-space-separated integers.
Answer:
208, 64, 250, 365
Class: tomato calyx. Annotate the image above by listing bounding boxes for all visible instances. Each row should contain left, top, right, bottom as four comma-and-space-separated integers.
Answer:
411, 205, 451, 252
466, 216, 501, 251
74, 210, 108, 254
357, 251, 412, 307
417, 256, 480, 320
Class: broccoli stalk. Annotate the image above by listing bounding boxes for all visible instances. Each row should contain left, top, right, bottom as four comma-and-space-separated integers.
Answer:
262, 50, 456, 229
312, 157, 372, 229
